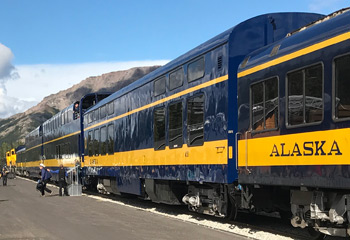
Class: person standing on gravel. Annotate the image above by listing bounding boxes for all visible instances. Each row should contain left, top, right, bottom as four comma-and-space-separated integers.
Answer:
48, 164, 69, 196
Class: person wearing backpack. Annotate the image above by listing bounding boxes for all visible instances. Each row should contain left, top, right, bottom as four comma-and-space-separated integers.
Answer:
48, 164, 69, 196
39, 163, 52, 196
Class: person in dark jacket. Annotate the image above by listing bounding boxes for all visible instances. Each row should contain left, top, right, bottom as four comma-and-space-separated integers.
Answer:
2, 166, 9, 186
49, 164, 69, 196
39, 163, 52, 196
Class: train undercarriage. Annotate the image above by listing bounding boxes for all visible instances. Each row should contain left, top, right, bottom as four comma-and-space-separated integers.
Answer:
290, 188, 350, 237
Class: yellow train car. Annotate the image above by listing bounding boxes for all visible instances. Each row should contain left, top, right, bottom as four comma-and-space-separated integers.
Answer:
6, 148, 16, 167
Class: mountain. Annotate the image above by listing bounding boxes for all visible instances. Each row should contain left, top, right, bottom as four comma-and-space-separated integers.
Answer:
0, 66, 159, 145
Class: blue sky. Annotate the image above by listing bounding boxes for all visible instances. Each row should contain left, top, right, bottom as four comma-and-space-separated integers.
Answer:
0, 0, 348, 117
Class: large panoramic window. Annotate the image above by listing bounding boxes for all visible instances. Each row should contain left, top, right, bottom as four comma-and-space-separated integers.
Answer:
168, 102, 183, 149
188, 57, 205, 83
251, 77, 279, 131
287, 64, 323, 126
187, 94, 205, 146
334, 54, 350, 119
169, 68, 184, 90
154, 107, 166, 150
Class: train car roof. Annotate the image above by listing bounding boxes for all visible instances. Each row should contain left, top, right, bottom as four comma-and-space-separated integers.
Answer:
238, 8, 350, 76
87, 12, 324, 113
15, 145, 25, 152
27, 125, 41, 137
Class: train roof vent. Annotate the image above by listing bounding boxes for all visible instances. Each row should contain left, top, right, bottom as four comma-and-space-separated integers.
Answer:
270, 44, 280, 57
239, 56, 250, 68
286, 7, 350, 37
217, 56, 223, 70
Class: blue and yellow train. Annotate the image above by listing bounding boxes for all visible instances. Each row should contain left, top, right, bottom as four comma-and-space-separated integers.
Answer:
14, 8, 350, 237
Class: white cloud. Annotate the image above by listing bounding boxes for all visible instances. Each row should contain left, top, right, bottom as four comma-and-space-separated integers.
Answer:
4, 60, 169, 117
0, 43, 33, 118
308, 0, 348, 13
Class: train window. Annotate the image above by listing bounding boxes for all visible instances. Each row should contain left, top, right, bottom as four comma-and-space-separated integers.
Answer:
88, 112, 93, 124
56, 145, 61, 159
169, 68, 184, 90
68, 109, 73, 123
251, 82, 264, 130
94, 109, 99, 122
94, 129, 100, 156
265, 78, 279, 129
188, 57, 205, 83
66, 143, 71, 156
287, 64, 323, 126
168, 102, 183, 149
61, 144, 66, 157
65, 111, 68, 124
187, 94, 205, 146
251, 77, 278, 131
62, 113, 65, 125
100, 105, 106, 118
100, 126, 107, 156
187, 57, 205, 82
107, 124, 114, 154
154, 107, 166, 150
334, 55, 350, 119
108, 102, 114, 115
154, 76, 166, 96
88, 131, 93, 157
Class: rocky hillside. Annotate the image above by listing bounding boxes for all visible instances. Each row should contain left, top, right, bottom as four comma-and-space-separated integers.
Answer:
0, 66, 159, 145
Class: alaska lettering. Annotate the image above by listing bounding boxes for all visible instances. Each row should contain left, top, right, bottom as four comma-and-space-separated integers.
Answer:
270, 140, 342, 157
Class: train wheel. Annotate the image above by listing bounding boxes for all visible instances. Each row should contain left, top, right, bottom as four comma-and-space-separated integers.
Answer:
307, 227, 325, 240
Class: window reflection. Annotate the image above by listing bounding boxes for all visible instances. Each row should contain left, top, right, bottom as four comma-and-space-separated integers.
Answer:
287, 64, 323, 126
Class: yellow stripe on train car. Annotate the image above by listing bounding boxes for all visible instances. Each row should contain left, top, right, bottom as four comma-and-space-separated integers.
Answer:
237, 128, 350, 167
83, 140, 228, 167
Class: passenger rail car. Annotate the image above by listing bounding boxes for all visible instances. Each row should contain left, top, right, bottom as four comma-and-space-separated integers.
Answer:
81, 12, 322, 218
237, 8, 350, 237
21, 93, 111, 178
